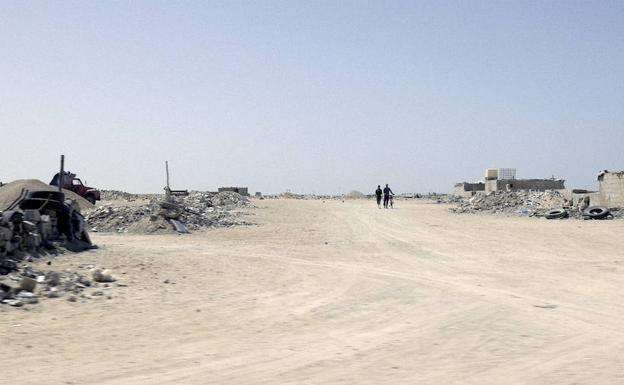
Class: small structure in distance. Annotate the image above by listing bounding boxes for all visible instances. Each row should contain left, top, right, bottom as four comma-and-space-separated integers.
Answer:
218, 187, 249, 196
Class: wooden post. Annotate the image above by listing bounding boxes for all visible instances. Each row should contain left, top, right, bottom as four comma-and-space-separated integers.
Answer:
59, 155, 65, 192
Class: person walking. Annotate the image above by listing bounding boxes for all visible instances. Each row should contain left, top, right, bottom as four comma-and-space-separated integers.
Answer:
383, 184, 394, 209
375, 185, 383, 208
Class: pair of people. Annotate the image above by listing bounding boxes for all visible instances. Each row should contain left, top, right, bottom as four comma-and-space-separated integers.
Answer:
375, 184, 394, 209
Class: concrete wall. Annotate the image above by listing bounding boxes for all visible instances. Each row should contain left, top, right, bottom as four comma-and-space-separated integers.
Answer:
218, 187, 249, 196
485, 179, 565, 193
571, 191, 601, 207
485, 179, 497, 193
598, 172, 624, 207
453, 182, 484, 198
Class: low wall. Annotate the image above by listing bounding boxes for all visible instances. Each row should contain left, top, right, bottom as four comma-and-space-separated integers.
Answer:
218, 187, 249, 196
453, 182, 485, 198
486, 179, 565, 192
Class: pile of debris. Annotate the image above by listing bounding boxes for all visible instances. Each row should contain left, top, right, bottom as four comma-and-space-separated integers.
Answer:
0, 180, 97, 306
101, 190, 142, 201
1, 183, 94, 271
450, 190, 570, 216
1, 264, 118, 307
427, 193, 464, 204
278, 192, 305, 199
344, 190, 366, 199
86, 191, 252, 233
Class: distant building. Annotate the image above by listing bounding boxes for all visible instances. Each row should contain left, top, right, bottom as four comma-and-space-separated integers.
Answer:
218, 187, 249, 196
485, 178, 565, 193
454, 168, 565, 196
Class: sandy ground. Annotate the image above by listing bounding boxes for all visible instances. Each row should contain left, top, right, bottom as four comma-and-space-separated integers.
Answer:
2, 199, 624, 384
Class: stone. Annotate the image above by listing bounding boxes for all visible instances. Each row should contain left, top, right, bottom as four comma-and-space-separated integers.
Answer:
45, 271, 61, 286
2, 299, 23, 307
77, 276, 92, 287
91, 268, 116, 283
20, 276, 37, 293
17, 292, 38, 304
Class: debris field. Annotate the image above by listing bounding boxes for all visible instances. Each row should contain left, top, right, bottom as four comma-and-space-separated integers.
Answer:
86, 190, 253, 233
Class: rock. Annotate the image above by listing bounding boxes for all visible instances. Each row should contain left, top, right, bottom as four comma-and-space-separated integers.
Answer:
77, 276, 92, 287
91, 268, 116, 283
2, 299, 23, 307
20, 276, 37, 293
17, 292, 38, 304
46, 288, 62, 298
45, 271, 61, 286
67, 295, 77, 302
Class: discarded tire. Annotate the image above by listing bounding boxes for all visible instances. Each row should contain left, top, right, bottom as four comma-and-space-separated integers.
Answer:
584, 206, 610, 220
544, 208, 568, 219
25, 190, 65, 202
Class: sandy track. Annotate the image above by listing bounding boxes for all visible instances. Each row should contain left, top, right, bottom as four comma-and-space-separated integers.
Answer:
2, 199, 624, 384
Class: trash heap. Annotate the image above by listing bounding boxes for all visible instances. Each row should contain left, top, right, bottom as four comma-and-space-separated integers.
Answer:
426, 193, 464, 204
450, 190, 569, 216
100, 190, 142, 201
1, 191, 94, 275
1, 264, 119, 307
278, 192, 305, 199
344, 190, 366, 199
86, 191, 252, 233
0, 180, 97, 306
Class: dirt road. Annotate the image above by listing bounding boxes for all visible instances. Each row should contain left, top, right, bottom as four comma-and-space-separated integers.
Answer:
2, 199, 624, 384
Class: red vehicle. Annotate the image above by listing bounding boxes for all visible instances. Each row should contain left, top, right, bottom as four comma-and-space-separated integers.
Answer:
50, 171, 101, 204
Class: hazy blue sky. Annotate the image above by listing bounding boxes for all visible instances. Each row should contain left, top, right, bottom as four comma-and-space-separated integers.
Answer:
1, 1, 622, 194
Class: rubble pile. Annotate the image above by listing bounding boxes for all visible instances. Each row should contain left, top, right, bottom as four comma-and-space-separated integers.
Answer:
207, 191, 250, 208
1, 264, 119, 307
426, 193, 464, 204
86, 191, 252, 233
0, 180, 97, 307
344, 190, 366, 199
278, 192, 305, 199
1, 187, 94, 277
451, 190, 569, 216
101, 190, 142, 201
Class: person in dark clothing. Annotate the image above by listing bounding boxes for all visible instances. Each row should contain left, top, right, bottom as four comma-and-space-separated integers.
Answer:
375, 185, 383, 208
383, 184, 394, 209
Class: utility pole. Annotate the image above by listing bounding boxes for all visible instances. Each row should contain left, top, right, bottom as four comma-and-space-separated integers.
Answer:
165, 161, 170, 190
59, 155, 65, 192
164, 161, 171, 199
